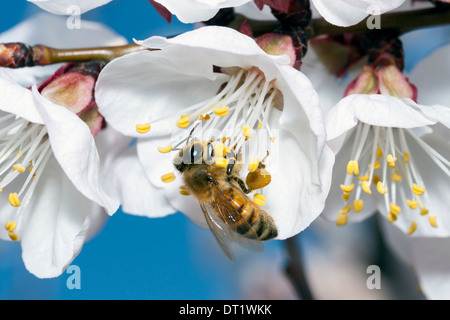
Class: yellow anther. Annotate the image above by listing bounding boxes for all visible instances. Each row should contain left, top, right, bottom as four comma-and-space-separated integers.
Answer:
198, 114, 210, 121
336, 213, 348, 226
8, 232, 19, 241
12, 164, 26, 173
340, 183, 354, 193
248, 158, 259, 172
412, 183, 425, 195
420, 208, 429, 216
5, 221, 12, 231
386, 154, 397, 169
342, 192, 350, 201
339, 205, 352, 215
376, 146, 383, 158
390, 202, 401, 215
362, 180, 372, 195
29, 165, 34, 172
254, 193, 267, 202
258, 122, 262, 130
136, 123, 151, 134
6, 221, 17, 232
429, 216, 438, 228
406, 221, 417, 235
403, 152, 410, 163
161, 173, 176, 183
270, 137, 276, 143
372, 174, 380, 185
157, 145, 173, 153
390, 170, 402, 182
179, 190, 191, 196
215, 157, 228, 168
376, 181, 388, 194
406, 199, 417, 209
369, 160, 380, 170
253, 197, 265, 206
346, 160, 359, 176
176, 115, 190, 128
242, 125, 252, 138
8, 193, 21, 207
213, 106, 229, 117
353, 199, 364, 213
358, 174, 369, 181
387, 212, 397, 223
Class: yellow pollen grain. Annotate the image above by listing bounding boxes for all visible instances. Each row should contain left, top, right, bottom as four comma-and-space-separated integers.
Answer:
376, 181, 388, 194
12, 164, 26, 173
390, 170, 402, 182
258, 122, 262, 130
161, 172, 176, 183
199, 114, 211, 121
342, 192, 350, 201
157, 145, 173, 153
29, 165, 34, 172
270, 137, 276, 143
406, 199, 418, 209
179, 190, 191, 196
339, 205, 352, 215
340, 183, 354, 193
369, 160, 381, 170
406, 221, 417, 235
136, 123, 151, 134
5, 221, 17, 232
387, 212, 397, 223
376, 146, 383, 158
429, 216, 438, 228
390, 202, 401, 215
420, 208, 429, 216
253, 198, 265, 206
8, 193, 21, 207
336, 213, 348, 226
387, 154, 397, 169
248, 158, 259, 172
254, 193, 267, 202
412, 183, 425, 195
214, 144, 226, 157
372, 174, 381, 185
215, 157, 228, 168
213, 106, 229, 117
8, 232, 19, 241
353, 199, 364, 213
346, 160, 359, 176
176, 115, 190, 129
362, 181, 372, 195
358, 174, 369, 181
403, 152, 410, 163
242, 125, 252, 138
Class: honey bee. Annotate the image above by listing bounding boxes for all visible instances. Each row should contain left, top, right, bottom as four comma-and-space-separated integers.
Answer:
174, 137, 278, 261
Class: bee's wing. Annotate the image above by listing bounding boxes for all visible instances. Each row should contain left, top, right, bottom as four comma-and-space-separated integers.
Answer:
208, 179, 263, 254
200, 202, 236, 261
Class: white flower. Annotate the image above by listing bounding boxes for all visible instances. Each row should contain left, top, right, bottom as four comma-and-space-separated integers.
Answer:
96, 26, 334, 245
310, 0, 406, 27
151, 0, 254, 23
28, 0, 113, 15
0, 14, 125, 278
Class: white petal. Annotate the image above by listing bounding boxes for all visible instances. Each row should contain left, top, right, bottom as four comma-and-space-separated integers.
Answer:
32, 86, 120, 215
153, 0, 252, 23
96, 50, 230, 138
28, 0, 113, 15
0, 70, 44, 124
326, 95, 438, 153
20, 156, 93, 278
311, 0, 405, 27
105, 142, 176, 218
266, 129, 335, 239
409, 43, 450, 108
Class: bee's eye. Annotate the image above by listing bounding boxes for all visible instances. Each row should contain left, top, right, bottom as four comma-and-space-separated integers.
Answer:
190, 143, 203, 163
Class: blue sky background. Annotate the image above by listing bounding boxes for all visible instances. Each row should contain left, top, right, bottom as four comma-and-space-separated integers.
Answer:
0, 0, 449, 300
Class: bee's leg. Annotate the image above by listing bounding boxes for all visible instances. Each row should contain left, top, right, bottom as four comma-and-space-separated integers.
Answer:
233, 176, 252, 194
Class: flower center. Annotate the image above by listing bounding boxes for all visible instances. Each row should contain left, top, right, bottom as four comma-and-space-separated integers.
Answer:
336, 122, 449, 234
0, 114, 52, 241
137, 67, 282, 200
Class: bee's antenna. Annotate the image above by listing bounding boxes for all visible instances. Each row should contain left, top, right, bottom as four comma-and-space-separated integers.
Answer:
186, 122, 200, 145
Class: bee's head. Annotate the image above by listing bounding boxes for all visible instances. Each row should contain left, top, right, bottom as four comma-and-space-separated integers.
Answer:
174, 139, 210, 172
